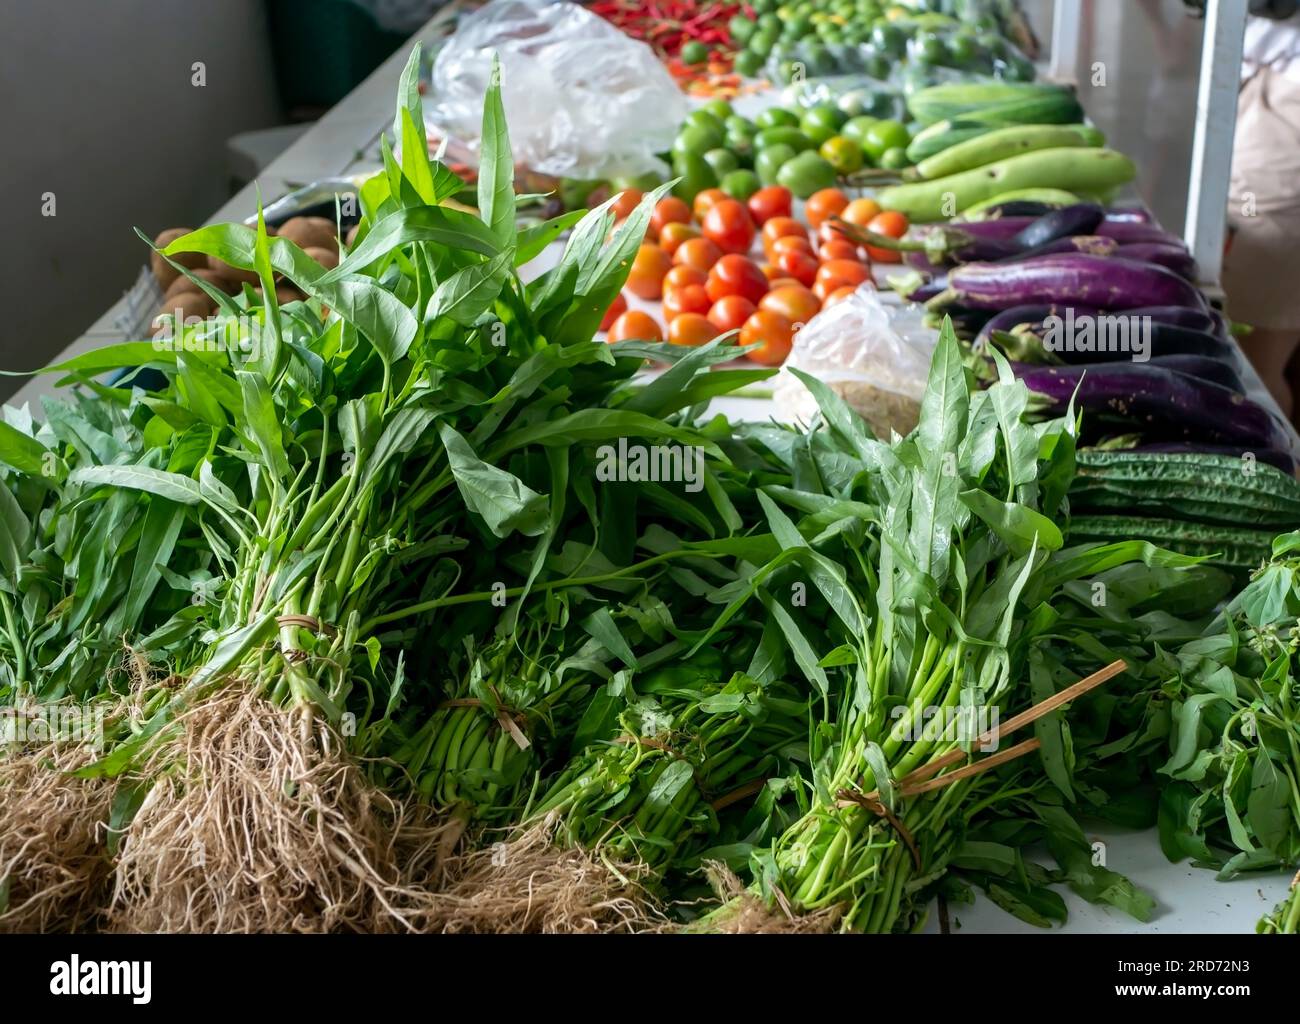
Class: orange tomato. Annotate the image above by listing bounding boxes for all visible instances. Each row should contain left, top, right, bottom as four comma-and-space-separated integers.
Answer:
841, 197, 882, 228
611, 188, 644, 220
673, 237, 723, 273
813, 259, 871, 301
739, 310, 795, 366
822, 285, 859, 307
701, 199, 756, 255
805, 188, 850, 229
765, 276, 803, 291
759, 262, 782, 282
747, 185, 793, 225
662, 283, 712, 320
774, 249, 819, 288
606, 310, 662, 343
818, 219, 856, 246
706, 254, 768, 304
761, 217, 807, 256
658, 222, 701, 256
627, 243, 672, 299
668, 312, 717, 347
771, 235, 815, 258
599, 292, 628, 331
665, 264, 707, 291
651, 196, 692, 236
707, 294, 757, 334
865, 210, 909, 263
760, 285, 821, 328
818, 239, 863, 263
692, 187, 728, 223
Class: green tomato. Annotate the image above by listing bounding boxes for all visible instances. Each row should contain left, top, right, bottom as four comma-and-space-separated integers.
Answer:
702, 98, 734, 121
841, 115, 879, 144
755, 106, 800, 130
878, 147, 910, 170
776, 151, 837, 199
800, 104, 847, 145
671, 152, 718, 205
862, 119, 910, 161
819, 135, 864, 174
724, 114, 756, 136
725, 130, 756, 161
734, 49, 765, 77
720, 168, 762, 201
703, 147, 740, 177
756, 126, 814, 152
681, 40, 709, 65
728, 14, 757, 42
749, 31, 777, 58
757, 13, 781, 33
755, 143, 797, 186
685, 109, 725, 134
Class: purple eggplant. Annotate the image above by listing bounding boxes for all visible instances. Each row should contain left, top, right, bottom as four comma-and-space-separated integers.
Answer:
1115, 242, 1197, 280
1109, 442, 1296, 474
1002, 235, 1118, 262
935, 255, 1209, 313
1104, 207, 1155, 224
975, 303, 1100, 346
1011, 203, 1105, 250
969, 201, 1058, 219
1141, 355, 1244, 392
1122, 305, 1224, 337
1016, 363, 1289, 449
1026, 317, 1236, 364
1096, 221, 1186, 246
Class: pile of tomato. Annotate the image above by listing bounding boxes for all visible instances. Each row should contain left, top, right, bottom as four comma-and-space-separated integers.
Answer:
600, 183, 909, 366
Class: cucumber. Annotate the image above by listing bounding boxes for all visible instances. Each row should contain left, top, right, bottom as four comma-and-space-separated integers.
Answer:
960, 188, 1084, 216
957, 93, 1086, 128
914, 124, 1101, 181
907, 81, 1072, 125
905, 119, 998, 164
1066, 514, 1276, 571
878, 147, 1136, 222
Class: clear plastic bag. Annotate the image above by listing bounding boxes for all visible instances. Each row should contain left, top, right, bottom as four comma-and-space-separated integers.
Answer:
775, 287, 937, 440
425, 0, 688, 180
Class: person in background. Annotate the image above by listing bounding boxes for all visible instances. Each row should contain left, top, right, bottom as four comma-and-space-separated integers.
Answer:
1219, 2, 1300, 419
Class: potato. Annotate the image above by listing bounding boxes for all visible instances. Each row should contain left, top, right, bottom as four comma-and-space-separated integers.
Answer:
207, 254, 259, 286
275, 285, 302, 303
304, 245, 339, 270
150, 227, 204, 288
151, 291, 214, 334
276, 215, 337, 250
163, 267, 235, 299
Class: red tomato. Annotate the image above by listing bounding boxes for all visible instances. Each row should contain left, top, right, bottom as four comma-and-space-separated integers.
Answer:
818, 219, 855, 246
627, 243, 672, 299
701, 199, 756, 255
818, 239, 863, 263
759, 262, 782, 282
747, 185, 793, 225
813, 259, 871, 301
805, 188, 850, 229
765, 276, 803, 291
692, 187, 728, 223
606, 310, 661, 342
665, 264, 707, 291
668, 312, 716, 347
761, 217, 807, 256
658, 222, 701, 256
739, 310, 795, 366
707, 294, 756, 334
771, 235, 815, 258
759, 285, 821, 328
599, 292, 628, 331
822, 285, 859, 307
651, 196, 692, 236
865, 210, 909, 263
611, 188, 644, 220
775, 249, 819, 288
662, 283, 712, 320
705, 254, 769, 304
673, 237, 723, 273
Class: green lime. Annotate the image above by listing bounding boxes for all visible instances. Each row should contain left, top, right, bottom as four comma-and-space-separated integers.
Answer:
757, 13, 781, 33
720, 168, 762, 201
681, 40, 709, 65
862, 119, 910, 161
724, 115, 756, 136
841, 115, 879, 144
673, 122, 725, 158
755, 106, 800, 129
702, 99, 734, 121
685, 109, 725, 134
819, 135, 863, 174
755, 143, 797, 186
703, 147, 740, 177
734, 50, 764, 77
800, 105, 847, 145
671, 151, 718, 205
756, 126, 814, 152
878, 147, 909, 170
776, 150, 836, 199
725, 131, 755, 162
729, 14, 757, 42
749, 31, 777, 58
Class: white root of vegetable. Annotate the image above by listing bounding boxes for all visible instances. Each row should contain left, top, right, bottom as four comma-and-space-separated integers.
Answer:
687, 862, 842, 935
0, 739, 117, 934
432, 814, 661, 934
108, 687, 457, 934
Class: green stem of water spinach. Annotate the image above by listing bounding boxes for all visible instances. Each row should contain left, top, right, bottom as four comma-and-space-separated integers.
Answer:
1, 589, 27, 694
